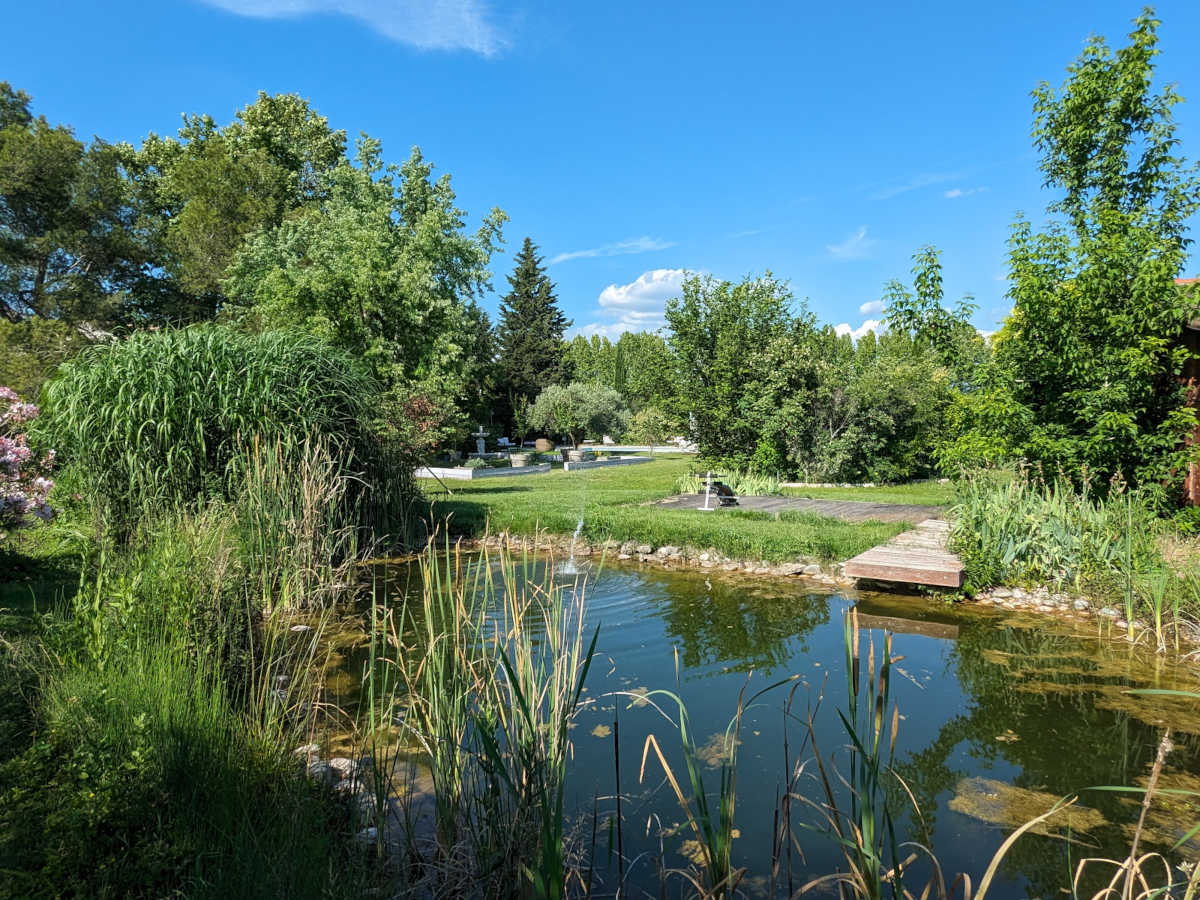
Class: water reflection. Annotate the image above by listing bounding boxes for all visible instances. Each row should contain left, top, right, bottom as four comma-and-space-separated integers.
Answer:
347, 556, 1200, 898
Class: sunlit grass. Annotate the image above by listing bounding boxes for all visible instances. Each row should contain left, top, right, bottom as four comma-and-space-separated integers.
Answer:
421, 456, 909, 562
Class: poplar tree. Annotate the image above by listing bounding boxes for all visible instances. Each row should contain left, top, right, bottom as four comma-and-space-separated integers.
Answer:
496, 237, 570, 405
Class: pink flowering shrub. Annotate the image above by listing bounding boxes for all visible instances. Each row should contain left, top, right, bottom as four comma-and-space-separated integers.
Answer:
1, 386, 55, 539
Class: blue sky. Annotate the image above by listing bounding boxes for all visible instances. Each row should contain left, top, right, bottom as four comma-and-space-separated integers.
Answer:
7, 1, 1200, 338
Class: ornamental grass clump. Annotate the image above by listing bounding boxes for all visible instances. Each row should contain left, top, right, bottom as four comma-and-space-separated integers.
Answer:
38, 325, 381, 537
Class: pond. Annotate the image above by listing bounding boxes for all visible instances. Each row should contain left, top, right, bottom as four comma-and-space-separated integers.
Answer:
332, 555, 1200, 898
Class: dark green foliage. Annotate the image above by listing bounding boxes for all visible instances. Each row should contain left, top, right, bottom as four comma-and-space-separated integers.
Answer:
0, 318, 90, 399
38, 325, 379, 533
132, 92, 347, 321
0, 82, 155, 327
666, 270, 952, 482
223, 140, 504, 448
0, 646, 369, 900
496, 237, 570, 406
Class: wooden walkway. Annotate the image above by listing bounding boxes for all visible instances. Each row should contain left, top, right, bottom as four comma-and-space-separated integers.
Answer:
842, 519, 964, 588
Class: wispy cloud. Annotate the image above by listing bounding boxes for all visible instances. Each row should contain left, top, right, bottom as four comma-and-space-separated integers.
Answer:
570, 268, 685, 338
834, 319, 883, 341
199, 0, 506, 55
872, 172, 961, 200
945, 186, 989, 199
549, 236, 675, 266
729, 228, 763, 239
859, 299, 885, 316
827, 226, 876, 261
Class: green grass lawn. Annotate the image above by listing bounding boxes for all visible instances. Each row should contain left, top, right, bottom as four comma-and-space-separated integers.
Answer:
778, 480, 956, 507
422, 455, 914, 562
0, 521, 88, 637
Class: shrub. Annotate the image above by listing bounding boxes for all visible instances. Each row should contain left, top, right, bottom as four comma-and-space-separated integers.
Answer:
38, 325, 382, 535
626, 405, 675, 449
0, 387, 54, 540
528, 382, 628, 449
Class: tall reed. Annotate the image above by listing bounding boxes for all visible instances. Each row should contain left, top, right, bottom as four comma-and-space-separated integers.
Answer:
638, 667, 794, 898
362, 539, 598, 897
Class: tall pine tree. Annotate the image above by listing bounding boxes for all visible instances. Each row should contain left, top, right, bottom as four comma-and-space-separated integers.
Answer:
496, 237, 570, 408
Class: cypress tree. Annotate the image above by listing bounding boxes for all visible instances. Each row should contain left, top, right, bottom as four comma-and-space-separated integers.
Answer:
496, 237, 571, 405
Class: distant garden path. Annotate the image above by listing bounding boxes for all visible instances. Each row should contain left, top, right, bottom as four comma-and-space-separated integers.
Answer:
655, 494, 944, 524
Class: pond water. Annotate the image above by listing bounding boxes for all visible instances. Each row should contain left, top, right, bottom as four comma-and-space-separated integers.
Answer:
334, 556, 1200, 898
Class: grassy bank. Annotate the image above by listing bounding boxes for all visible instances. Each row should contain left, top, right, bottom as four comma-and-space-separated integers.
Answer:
0, 444, 388, 898
423, 456, 912, 562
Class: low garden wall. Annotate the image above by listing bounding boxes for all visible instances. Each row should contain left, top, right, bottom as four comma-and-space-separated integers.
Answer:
562, 456, 653, 472
416, 463, 552, 480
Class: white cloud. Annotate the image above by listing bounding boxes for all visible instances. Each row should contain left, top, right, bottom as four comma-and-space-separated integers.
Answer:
859, 299, 885, 315
872, 172, 960, 200
549, 236, 675, 266
570, 268, 685, 338
827, 226, 876, 261
834, 319, 882, 341
945, 186, 989, 199
199, 0, 505, 55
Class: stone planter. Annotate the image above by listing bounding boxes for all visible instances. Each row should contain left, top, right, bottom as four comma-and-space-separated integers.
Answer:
509, 452, 531, 467
534, 438, 554, 452
566, 449, 595, 463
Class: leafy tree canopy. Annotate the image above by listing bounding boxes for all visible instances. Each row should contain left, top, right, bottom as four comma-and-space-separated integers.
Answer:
995, 10, 1200, 495
0, 82, 153, 327
528, 381, 629, 449
223, 137, 506, 447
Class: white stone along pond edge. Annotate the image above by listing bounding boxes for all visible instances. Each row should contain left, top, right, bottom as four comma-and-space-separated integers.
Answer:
562, 455, 654, 471
415, 463, 552, 480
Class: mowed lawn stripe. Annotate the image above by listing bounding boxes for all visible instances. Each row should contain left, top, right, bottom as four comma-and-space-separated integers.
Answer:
422, 456, 916, 562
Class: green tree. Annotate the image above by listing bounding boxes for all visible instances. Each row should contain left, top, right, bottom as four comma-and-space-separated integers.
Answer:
563, 333, 615, 385
665, 273, 798, 469
132, 92, 347, 321
528, 381, 628, 449
616, 330, 677, 410
223, 137, 506, 449
0, 83, 151, 327
997, 10, 1200, 493
883, 245, 984, 380
496, 237, 570, 406
626, 405, 676, 451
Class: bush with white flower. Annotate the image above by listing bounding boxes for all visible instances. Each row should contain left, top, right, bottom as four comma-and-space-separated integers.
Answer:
1, 386, 55, 539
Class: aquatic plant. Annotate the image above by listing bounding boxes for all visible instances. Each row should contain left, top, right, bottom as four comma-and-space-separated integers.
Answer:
362, 539, 598, 897
676, 469, 782, 497
950, 467, 1161, 594
638, 665, 795, 898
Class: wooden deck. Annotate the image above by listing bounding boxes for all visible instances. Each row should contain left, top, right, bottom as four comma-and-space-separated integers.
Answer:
842, 519, 964, 588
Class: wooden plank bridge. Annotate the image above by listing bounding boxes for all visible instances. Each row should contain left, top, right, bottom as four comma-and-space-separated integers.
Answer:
842, 519, 964, 589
